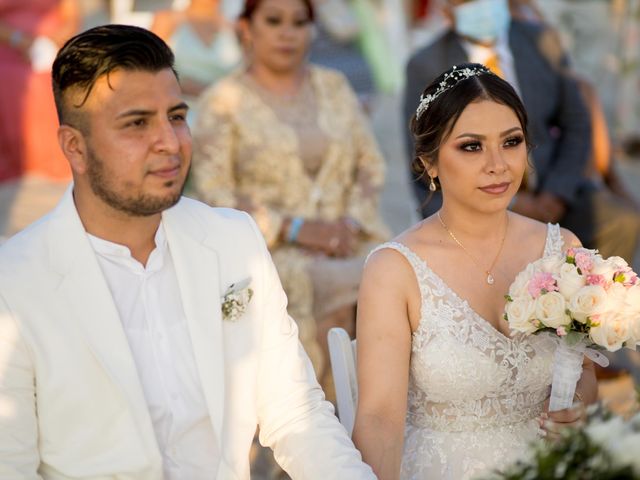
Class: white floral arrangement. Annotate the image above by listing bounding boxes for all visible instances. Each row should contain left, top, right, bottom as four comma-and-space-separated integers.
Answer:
221, 278, 253, 322
484, 404, 640, 479
504, 247, 640, 410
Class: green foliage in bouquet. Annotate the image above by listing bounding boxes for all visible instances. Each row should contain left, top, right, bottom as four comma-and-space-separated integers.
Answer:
484, 405, 640, 480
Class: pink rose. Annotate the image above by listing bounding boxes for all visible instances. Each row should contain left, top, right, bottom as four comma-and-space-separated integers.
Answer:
587, 274, 608, 288
556, 326, 568, 336
566, 247, 576, 259
575, 251, 594, 273
528, 271, 558, 299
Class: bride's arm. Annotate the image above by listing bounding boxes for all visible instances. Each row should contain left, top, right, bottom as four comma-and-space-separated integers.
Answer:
352, 249, 414, 480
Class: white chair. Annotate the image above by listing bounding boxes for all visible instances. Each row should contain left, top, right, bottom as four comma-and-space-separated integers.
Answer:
327, 327, 358, 436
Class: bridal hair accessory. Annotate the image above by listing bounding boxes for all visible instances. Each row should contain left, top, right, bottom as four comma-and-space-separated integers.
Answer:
416, 64, 493, 119
428, 175, 437, 192
437, 211, 507, 285
221, 278, 253, 322
504, 247, 640, 411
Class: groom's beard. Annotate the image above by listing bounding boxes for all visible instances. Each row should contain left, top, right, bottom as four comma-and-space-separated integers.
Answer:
85, 146, 185, 217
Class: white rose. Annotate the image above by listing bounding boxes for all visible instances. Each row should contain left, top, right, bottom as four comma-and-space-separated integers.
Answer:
568, 285, 608, 323
557, 263, 586, 300
535, 291, 570, 328
589, 311, 630, 351
608, 255, 630, 270
624, 285, 640, 314
591, 256, 619, 282
623, 286, 640, 344
538, 254, 565, 274
505, 298, 537, 334
508, 263, 536, 300
603, 282, 628, 312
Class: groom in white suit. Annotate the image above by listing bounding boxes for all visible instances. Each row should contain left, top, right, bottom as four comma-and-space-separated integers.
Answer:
0, 25, 375, 479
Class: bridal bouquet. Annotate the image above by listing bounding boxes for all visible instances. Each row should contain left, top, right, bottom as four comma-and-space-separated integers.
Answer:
485, 404, 640, 479
504, 247, 640, 411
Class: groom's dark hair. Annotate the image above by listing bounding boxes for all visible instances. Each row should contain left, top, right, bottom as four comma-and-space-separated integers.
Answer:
52, 24, 177, 128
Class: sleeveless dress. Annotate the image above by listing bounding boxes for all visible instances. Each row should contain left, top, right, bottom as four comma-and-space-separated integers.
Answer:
371, 223, 562, 479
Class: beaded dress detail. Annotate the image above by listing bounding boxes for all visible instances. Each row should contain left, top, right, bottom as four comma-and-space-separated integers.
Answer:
371, 224, 562, 479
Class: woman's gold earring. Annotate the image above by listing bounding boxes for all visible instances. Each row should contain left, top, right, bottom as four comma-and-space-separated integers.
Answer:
429, 176, 437, 192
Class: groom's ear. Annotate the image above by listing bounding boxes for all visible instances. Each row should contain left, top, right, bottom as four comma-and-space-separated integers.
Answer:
58, 124, 89, 175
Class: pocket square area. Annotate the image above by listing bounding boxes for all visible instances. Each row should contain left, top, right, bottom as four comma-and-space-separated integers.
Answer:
221, 278, 253, 322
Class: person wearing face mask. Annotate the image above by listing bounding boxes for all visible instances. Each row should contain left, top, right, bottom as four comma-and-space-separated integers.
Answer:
401, 1, 635, 259
190, 0, 390, 400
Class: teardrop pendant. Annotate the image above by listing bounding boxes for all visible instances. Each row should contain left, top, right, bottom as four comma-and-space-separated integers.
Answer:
486, 273, 495, 285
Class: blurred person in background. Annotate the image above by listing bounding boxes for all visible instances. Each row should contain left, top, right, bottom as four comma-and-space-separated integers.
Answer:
0, 0, 80, 181
151, 0, 241, 124
403, 0, 640, 265
309, 0, 375, 105
190, 0, 390, 395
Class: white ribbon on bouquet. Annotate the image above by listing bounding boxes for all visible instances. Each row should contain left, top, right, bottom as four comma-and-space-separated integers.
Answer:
549, 339, 610, 412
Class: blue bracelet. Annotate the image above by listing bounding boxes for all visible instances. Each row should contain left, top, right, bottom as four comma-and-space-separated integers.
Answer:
287, 217, 304, 243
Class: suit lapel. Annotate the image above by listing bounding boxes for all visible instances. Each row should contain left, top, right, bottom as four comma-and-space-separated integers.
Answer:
163, 204, 225, 446
446, 30, 469, 67
49, 188, 160, 460
509, 23, 533, 108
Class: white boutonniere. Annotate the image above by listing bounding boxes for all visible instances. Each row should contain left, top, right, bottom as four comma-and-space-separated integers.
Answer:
221, 278, 253, 322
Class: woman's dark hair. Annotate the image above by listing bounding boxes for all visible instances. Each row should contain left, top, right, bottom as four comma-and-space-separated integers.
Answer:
410, 63, 531, 185
239, 0, 315, 21
52, 24, 177, 126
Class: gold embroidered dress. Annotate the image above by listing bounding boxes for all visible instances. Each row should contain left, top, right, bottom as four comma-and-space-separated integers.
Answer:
190, 66, 390, 370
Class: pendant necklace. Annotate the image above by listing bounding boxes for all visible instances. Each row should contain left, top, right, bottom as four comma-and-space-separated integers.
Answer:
437, 212, 508, 285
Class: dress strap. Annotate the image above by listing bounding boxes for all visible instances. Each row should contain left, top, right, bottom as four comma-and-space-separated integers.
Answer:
367, 241, 430, 296
543, 223, 564, 257
367, 241, 427, 275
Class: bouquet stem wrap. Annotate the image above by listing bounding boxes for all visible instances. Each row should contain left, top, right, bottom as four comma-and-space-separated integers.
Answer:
549, 340, 586, 412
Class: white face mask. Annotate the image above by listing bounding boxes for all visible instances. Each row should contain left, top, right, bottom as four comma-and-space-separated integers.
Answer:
453, 0, 511, 44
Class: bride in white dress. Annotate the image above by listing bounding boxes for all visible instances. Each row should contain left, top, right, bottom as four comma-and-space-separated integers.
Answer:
352, 64, 598, 479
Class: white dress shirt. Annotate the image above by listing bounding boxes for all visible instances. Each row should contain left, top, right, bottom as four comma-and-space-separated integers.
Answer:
88, 224, 220, 479
461, 31, 521, 95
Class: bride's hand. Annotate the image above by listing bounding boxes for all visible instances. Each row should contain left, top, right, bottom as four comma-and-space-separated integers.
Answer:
538, 398, 586, 441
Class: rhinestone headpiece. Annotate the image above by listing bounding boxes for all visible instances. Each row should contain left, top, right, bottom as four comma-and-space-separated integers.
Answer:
415, 64, 493, 119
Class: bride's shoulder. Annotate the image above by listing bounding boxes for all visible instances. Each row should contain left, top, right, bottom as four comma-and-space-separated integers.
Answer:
508, 213, 580, 250
508, 213, 547, 240
365, 221, 437, 273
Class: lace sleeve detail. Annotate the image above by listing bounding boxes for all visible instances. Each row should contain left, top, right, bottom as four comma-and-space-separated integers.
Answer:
543, 223, 564, 257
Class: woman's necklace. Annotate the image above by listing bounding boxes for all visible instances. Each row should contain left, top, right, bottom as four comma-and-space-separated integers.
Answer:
437, 212, 508, 285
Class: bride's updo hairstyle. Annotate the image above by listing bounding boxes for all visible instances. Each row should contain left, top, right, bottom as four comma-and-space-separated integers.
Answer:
410, 63, 531, 188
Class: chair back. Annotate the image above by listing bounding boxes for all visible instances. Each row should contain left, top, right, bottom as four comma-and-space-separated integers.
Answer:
327, 327, 358, 436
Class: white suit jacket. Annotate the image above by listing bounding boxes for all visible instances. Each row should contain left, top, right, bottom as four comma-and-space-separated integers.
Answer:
0, 188, 375, 480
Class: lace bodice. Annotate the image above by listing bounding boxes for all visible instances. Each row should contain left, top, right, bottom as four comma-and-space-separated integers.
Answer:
371, 223, 563, 479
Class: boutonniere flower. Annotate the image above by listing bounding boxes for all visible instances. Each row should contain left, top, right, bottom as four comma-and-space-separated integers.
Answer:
221, 278, 253, 322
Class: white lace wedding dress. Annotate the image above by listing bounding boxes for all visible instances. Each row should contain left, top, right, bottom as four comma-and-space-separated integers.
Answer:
373, 224, 561, 479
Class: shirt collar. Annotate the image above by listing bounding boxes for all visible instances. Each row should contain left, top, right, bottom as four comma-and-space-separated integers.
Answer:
87, 222, 168, 273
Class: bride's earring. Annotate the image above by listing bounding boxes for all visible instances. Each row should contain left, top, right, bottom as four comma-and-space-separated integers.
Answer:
428, 175, 437, 192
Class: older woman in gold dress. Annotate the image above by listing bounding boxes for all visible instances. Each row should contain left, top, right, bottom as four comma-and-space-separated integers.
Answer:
190, 0, 389, 386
